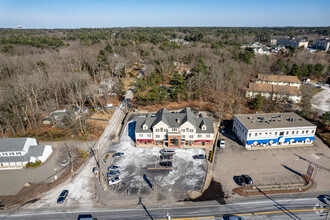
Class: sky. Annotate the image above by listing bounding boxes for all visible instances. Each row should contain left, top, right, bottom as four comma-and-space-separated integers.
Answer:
0, 0, 329, 28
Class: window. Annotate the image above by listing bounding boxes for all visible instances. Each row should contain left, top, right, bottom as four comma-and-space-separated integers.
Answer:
269, 132, 272, 135
156, 135, 160, 138
255, 133, 257, 137
275, 132, 278, 135
206, 134, 210, 138
139, 134, 143, 137
3, 153, 8, 156
9, 152, 15, 156
160, 128, 163, 132
249, 133, 251, 137
286, 131, 289, 135
198, 134, 202, 138
189, 135, 193, 139
280, 132, 284, 135
311, 130, 314, 133
186, 128, 189, 132
302, 130, 304, 134
265, 132, 268, 136
172, 128, 177, 132
181, 129, 185, 132
181, 135, 185, 139
306, 130, 308, 134
259, 133, 261, 136
143, 124, 148, 130
155, 129, 160, 132
164, 129, 168, 132
16, 152, 21, 155
292, 131, 294, 134
147, 134, 151, 137
296, 131, 298, 134
190, 129, 193, 132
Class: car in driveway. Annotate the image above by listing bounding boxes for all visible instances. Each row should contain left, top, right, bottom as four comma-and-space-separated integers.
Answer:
107, 170, 120, 177
108, 176, 121, 185
57, 190, 69, 204
193, 154, 206, 159
236, 176, 245, 186
241, 175, 253, 185
219, 139, 226, 148
160, 161, 172, 167
160, 155, 173, 160
112, 152, 124, 158
108, 165, 121, 171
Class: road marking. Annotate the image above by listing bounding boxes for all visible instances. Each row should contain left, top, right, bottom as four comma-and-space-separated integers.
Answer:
156, 216, 215, 220
237, 208, 327, 216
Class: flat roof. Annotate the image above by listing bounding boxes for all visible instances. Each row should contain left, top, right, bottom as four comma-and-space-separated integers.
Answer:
235, 112, 316, 130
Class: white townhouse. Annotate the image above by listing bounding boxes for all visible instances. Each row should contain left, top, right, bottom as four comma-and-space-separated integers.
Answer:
0, 138, 53, 169
233, 112, 317, 149
255, 74, 301, 88
135, 107, 214, 148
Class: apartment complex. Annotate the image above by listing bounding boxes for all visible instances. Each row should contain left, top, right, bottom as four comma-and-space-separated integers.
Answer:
135, 108, 214, 148
245, 74, 302, 103
271, 37, 309, 49
233, 113, 317, 149
313, 38, 330, 52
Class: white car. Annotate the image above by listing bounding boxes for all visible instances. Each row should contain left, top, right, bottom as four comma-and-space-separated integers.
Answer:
108, 176, 121, 185
61, 159, 70, 167
219, 139, 226, 148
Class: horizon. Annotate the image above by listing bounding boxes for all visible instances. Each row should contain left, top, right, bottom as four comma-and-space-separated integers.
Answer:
1, 0, 329, 29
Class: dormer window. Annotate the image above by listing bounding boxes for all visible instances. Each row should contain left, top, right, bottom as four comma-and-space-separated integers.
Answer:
143, 124, 148, 130
202, 125, 207, 130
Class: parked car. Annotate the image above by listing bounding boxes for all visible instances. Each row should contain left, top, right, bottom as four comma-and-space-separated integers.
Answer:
193, 154, 206, 159
160, 148, 176, 155
57, 190, 69, 204
61, 159, 70, 167
160, 155, 173, 160
77, 214, 97, 220
108, 176, 121, 185
107, 170, 120, 177
236, 176, 245, 186
241, 175, 253, 185
322, 195, 330, 205
92, 167, 99, 173
160, 161, 172, 167
219, 139, 226, 148
108, 165, 121, 171
112, 152, 124, 158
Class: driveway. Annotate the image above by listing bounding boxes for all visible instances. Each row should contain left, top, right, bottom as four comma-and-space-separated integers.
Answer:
212, 130, 330, 199
308, 82, 330, 115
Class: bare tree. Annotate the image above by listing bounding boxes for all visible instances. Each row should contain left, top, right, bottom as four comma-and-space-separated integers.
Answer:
62, 143, 79, 173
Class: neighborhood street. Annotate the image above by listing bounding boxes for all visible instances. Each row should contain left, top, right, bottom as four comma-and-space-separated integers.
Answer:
309, 82, 330, 115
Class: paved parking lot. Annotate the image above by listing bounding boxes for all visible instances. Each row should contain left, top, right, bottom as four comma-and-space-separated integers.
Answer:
213, 130, 330, 199
102, 119, 207, 201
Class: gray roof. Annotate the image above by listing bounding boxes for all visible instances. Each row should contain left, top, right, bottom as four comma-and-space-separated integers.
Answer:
28, 145, 46, 157
0, 155, 30, 163
0, 138, 28, 152
135, 107, 214, 133
235, 112, 316, 130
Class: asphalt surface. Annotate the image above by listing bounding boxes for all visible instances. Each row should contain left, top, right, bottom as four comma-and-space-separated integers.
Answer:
308, 82, 330, 115
1, 192, 329, 219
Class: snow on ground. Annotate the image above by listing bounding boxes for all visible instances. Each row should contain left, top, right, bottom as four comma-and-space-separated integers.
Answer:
105, 119, 207, 200
310, 83, 330, 115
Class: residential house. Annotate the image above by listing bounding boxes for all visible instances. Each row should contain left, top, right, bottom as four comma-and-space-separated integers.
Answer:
233, 113, 316, 149
135, 108, 214, 148
255, 74, 301, 88
0, 138, 53, 169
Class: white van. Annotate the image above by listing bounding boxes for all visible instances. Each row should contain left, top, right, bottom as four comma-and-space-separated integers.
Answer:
160, 148, 176, 155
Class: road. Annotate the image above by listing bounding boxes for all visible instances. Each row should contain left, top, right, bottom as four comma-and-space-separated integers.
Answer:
308, 82, 330, 115
1, 193, 329, 219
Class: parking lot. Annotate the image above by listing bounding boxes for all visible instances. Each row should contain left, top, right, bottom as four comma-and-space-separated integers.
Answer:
102, 119, 207, 201
213, 129, 330, 199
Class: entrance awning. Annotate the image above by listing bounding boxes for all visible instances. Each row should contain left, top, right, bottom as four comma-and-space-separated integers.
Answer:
137, 139, 153, 142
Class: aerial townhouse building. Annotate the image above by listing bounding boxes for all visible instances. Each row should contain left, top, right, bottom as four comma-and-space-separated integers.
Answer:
313, 38, 330, 52
233, 112, 317, 149
135, 108, 214, 148
271, 37, 309, 49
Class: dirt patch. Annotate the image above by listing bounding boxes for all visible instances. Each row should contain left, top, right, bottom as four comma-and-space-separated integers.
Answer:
185, 180, 226, 204
0, 156, 87, 210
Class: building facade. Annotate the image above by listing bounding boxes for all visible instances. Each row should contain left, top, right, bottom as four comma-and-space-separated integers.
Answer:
255, 74, 301, 88
135, 108, 214, 148
233, 113, 317, 149
271, 37, 309, 48
0, 138, 53, 169
313, 38, 330, 52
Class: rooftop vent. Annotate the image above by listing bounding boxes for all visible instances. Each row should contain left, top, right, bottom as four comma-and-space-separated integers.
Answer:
176, 118, 181, 124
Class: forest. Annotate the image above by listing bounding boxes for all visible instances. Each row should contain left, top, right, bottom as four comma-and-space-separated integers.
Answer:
0, 27, 329, 138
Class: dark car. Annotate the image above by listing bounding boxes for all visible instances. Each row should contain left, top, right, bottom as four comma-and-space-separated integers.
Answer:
236, 176, 245, 186
193, 154, 206, 159
112, 152, 124, 158
107, 170, 120, 177
57, 190, 69, 204
108, 165, 121, 171
241, 175, 253, 185
160, 155, 173, 160
160, 161, 172, 167
77, 214, 97, 220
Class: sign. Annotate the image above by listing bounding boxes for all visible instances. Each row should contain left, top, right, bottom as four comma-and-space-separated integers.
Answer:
307, 163, 315, 178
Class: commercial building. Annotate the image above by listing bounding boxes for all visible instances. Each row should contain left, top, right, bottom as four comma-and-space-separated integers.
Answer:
135, 107, 214, 148
271, 37, 309, 49
0, 138, 53, 169
233, 113, 317, 149
313, 38, 330, 52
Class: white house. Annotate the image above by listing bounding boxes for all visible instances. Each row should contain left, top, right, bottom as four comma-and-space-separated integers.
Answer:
135, 108, 214, 148
0, 138, 53, 169
233, 113, 317, 149
255, 74, 301, 88
271, 37, 309, 49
